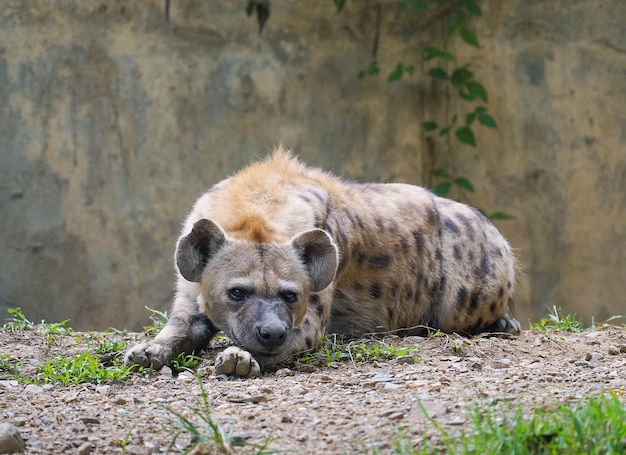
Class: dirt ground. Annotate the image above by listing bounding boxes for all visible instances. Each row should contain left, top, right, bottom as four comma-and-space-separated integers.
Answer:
1, 328, 625, 454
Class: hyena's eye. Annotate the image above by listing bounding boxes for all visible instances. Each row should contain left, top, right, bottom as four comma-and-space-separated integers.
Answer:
281, 291, 298, 304
228, 288, 248, 301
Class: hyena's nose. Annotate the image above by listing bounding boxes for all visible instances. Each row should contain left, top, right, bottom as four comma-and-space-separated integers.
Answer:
255, 322, 287, 349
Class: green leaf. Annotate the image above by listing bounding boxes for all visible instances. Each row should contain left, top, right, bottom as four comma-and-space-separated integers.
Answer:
451, 67, 474, 86
454, 177, 475, 192
466, 112, 476, 125
405, 65, 415, 75
422, 121, 439, 132
466, 81, 488, 102
455, 126, 476, 146
433, 182, 453, 197
475, 106, 488, 114
387, 63, 404, 83
368, 60, 380, 75
439, 50, 455, 61
427, 67, 449, 80
408, 0, 429, 11
423, 46, 440, 61
334, 0, 346, 13
478, 113, 497, 128
460, 28, 480, 48
439, 125, 452, 136
433, 168, 452, 178
489, 212, 515, 220
465, 0, 482, 16
447, 16, 465, 36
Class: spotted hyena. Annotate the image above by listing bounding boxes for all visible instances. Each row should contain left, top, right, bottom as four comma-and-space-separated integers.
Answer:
125, 147, 520, 377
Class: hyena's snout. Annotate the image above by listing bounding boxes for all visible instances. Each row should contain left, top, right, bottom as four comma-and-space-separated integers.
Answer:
250, 300, 293, 352
255, 319, 288, 350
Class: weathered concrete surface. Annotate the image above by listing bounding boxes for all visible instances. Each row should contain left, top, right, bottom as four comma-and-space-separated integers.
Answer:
0, 1, 624, 330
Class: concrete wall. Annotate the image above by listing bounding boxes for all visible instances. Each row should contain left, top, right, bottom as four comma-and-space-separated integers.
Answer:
1, 0, 624, 330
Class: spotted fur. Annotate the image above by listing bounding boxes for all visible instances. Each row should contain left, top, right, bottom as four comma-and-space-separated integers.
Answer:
125, 146, 520, 376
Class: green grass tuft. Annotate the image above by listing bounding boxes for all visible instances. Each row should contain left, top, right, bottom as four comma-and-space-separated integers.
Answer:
31, 352, 140, 386
530, 305, 584, 332
164, 376, 273, 454
389, 392, 626, 455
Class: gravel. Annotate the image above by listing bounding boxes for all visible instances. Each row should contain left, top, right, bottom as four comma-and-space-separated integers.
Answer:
1, 329, 625, 454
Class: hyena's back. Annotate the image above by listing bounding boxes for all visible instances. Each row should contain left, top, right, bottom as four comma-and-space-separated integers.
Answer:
313, 180, 516, 336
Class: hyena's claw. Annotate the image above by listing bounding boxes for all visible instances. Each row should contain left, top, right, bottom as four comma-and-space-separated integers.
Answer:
214, 346, 261, 378
124, 342, 172, 370
488, 316, 521, 335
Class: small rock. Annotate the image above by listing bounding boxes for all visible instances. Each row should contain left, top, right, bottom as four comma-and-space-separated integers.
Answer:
159, 366, 173, 376
281, 414, 293, 423
445, 416, 466, 426
226, 394, 268, 403
12, 418, 26, 428
77, 441, 92, 455
608, 346, 620, 355
311, 373, 332, 383
0, 381, 18, 389
416, 393, 434, 401
177, 371, 195, 381
396, 355, 417, 365
24, 384, 43, 394
410, 401, 448, 420
81, 417, 100, 425
379, 408, 405, 418
41, 384, 54, 391
291, 362, 316, 373
122, 444, 150, 455
620, 345, 626, 353
274, 368, 293, 377
95, 385, 111, 395
376, 382, 405, 391
387, 411, 404, 421
0, 423, 25, 453
492, 358, 512, 369
114, 397, 127, 405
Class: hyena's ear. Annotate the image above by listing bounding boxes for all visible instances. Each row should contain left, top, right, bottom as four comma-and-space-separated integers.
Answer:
176, 218, 227, 282
291, 229, 338, 292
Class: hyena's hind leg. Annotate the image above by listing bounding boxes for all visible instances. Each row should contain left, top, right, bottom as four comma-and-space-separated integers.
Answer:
124, 300, 218, 370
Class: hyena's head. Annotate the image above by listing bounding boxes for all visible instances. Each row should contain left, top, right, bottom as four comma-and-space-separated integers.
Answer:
175, 218, 338, 355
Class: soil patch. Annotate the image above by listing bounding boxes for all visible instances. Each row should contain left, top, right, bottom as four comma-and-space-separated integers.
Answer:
1, 329, 625, 454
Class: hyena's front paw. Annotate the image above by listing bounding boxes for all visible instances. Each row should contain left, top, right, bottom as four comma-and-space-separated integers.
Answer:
124, 342, 173, 370
214, 346, 261, 378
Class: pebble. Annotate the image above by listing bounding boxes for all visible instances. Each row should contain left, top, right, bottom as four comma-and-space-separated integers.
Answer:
445, 417, 466, 426
0, 423, 25, 454
95, 385, 111, 395
12, 418, 26, 428
77, 441, 92, 455
376, 382, 405, 391
492, 358, 512, 369
81, 417, 100, 425
395, 355, 417, 365
226, 394, 268, 403
0, 381, 18, 389
608, 345, 626, 355
274, 368, 293, 377
177, 371, 196, 381
159, 366, 173, 377
379, 408, 405, 418
24, 384, 44, 394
